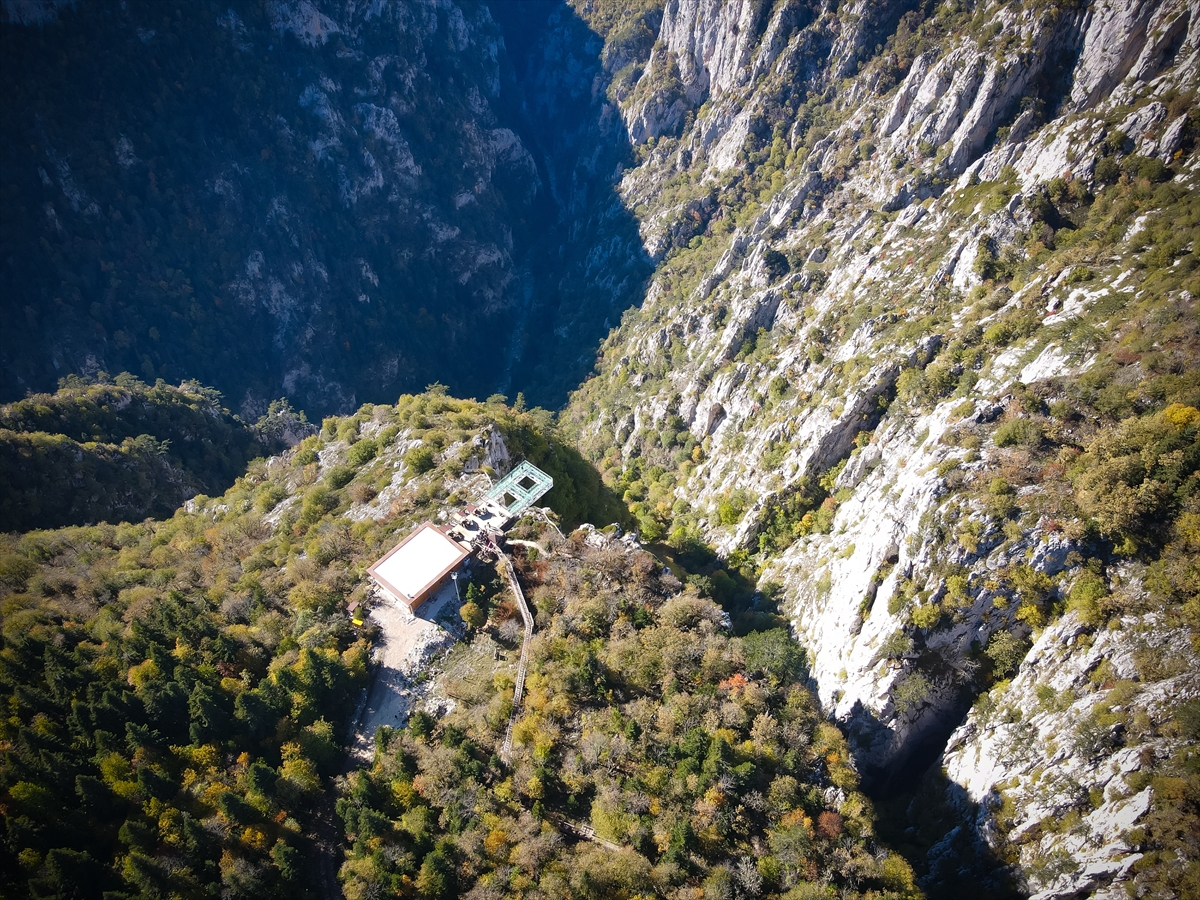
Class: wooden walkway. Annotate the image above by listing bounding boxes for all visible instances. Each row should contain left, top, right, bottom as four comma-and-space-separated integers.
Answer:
492, 539, 623, 853
498, 548, 533, 761
547, 814, 624, 852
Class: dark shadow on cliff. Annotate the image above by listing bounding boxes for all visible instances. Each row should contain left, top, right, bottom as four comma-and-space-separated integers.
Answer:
487, 1, 653, 410
496, 407, 631, 531
0, 2, 647, 419
842, 698, 1027, 899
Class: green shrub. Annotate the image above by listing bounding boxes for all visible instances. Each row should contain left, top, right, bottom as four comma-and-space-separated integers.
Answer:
1122, 155, 1171, 183
896, 367, 926, 404
741, 628, 808, 683
459, 601, 485, 630
982, 321, 1016, 347
298, 486, 337, 528
1175, 698, 1200, 740
768, 375, 789, 403
973, 239, 1011, 282
924, 363, 960, 400
984, 477, 1017, 519
1011, 565, 1054, 604
1072, 709, 1126, 760
1067, 571, 1109, 625
636, 514, 664, 542
326, 465, 355, 489
347, 439, 378, 467
893, 672, 932, 715
945, 574, 970, 606
717, 490, 753, 526
879, 630, 913, 659
255, 483, 286, 512
1094, 156, 1120, 185
404, 445, 437, 475
0, 553, 37, 589
422, 429, 450, 450
911, 602, 942, 629
756, 478, 826, 555
957, 519, 984, 553
985, 629, 1029, 678
812, 497, 838, 533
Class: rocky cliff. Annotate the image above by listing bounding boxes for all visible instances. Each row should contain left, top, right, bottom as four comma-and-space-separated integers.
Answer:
0, 0, 649, 415
937, 608, 1200, 899
562, 0, 1200, 895
4, 0, 1198, 895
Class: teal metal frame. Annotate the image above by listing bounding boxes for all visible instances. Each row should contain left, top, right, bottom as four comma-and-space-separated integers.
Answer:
486, 460, 554, 516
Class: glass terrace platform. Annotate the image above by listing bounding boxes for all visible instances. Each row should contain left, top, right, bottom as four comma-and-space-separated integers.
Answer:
485, 460, 554, 516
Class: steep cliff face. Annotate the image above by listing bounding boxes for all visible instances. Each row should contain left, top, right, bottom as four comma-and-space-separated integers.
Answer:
0, 1, 500, 412
1, 0, 650, 415
936, 608, 1200, 899
485, 0, 653, 403
563, 0, 1200, 893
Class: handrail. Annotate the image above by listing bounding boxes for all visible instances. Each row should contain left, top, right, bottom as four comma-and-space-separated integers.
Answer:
498, 548, 534, 761
545, 813, 623, 852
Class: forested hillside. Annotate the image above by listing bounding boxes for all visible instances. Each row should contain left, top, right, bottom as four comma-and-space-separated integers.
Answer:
337, 534, 920, 900
1, 389, 876, 899
0, 375, 307, 531
3, 1, 1200, 898
0, 392, 632, 899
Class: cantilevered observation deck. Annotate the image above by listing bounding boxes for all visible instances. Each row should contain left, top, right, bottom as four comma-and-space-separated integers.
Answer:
485, 460, 553, 516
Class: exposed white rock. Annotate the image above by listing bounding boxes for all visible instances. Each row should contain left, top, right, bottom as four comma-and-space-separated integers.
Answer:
941, 611, 1200, 898
1017, 344, 1072, 384
1156, 112, 1190, 161
1121, 100, 1168, 150
709, 108, 753, 171
268, 0, 340, 47
764, 396, 973, 776
113, 135, 139, 169
1070, 0, 1160, 110
658, 0, 761, 105
566, 1, 1200, 891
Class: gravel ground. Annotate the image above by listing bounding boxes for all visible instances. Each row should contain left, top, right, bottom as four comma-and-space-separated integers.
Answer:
348, 580, 462, 761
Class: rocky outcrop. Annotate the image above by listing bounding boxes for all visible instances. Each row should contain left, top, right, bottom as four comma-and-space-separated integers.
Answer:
936, 609, 1200, 898
657, 0, 764, 105
1069, 0, 1163, 110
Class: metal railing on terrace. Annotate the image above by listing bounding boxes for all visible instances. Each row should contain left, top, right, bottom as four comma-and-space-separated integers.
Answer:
485, 460, 553, 516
